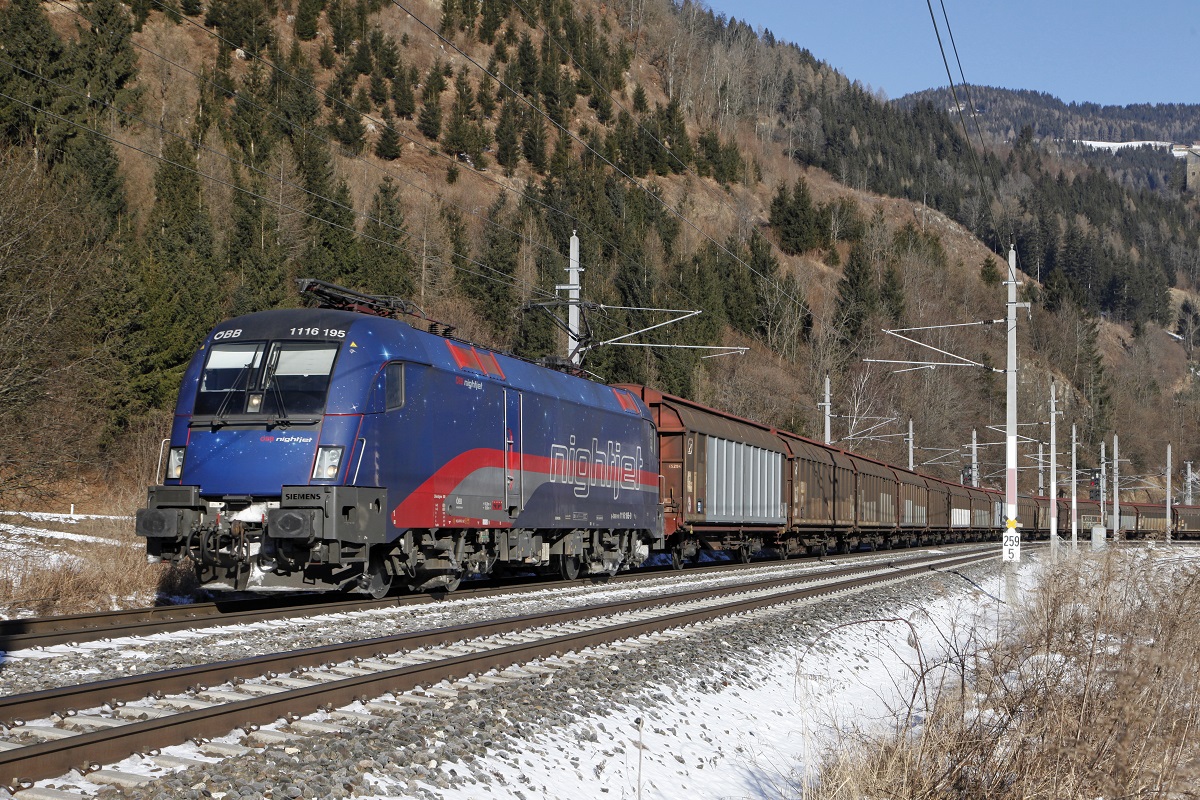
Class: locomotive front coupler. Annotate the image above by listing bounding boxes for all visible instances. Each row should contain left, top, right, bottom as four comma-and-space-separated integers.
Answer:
187, 518, 252, 568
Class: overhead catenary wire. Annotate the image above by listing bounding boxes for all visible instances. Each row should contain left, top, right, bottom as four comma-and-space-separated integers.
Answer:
924, 0, 1009, 252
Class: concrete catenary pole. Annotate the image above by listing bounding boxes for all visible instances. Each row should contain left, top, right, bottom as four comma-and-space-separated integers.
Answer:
1167, 443, 1172, 544
1112, 435, 1120, 539
1038, 441, 1045, 495
1071, 423, 1078, 549
972, 428, 979, 487
823, 374, 832, 445
1003, 245, 1021, 583
908, 419, 914, 471
1100, 441, 1107, 525
566, 231, 583, 367
1049, 382, 1058, 558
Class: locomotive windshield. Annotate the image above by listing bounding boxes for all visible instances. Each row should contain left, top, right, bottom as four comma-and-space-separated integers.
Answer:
195, 341, 340, 420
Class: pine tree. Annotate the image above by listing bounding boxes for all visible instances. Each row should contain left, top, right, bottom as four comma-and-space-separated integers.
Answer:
373, 30, 399, 79
318, 40, 336, 69
443, 68, 476, 157
352, 38, 373, 76
417, 63, 444, 140
836, 241, 877, 344
375, 108, 401, 160
391, 66, 415, 118
369, 67, 389, 107
476, 72, 497, 118
332, 104, 366, 154
328, 0, 352, 53
632, 84, 648, 114
478, 0, 505, 43
275, 47, 321, 141
880, 263, 904, 324
303, 179, 359, 283
294, 0, 322, 40
494, 100, 520, 171
227, 173, 287, 315
522, 109, 547, 172
74, 0, 142, 120
61, 130, 126, 227
353, 85, 371, 113
464, 195, 517, 332
230, 62, 276, 167
417, 90, 442, 141
357, 176, 414, 295
514, 33, 538, 98
134, 136, 222, 406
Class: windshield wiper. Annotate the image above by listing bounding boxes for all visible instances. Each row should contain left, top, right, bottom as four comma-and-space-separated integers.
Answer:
212, 362, 254, 427
262, 363, 290, 428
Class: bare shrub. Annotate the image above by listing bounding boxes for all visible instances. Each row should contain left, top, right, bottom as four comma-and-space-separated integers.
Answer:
811, 549, 1200, 799
0, 517, 194, 616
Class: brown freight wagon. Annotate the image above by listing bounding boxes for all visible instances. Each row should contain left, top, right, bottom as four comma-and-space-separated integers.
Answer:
775, 430, 854, 556
618, 386, 787, 565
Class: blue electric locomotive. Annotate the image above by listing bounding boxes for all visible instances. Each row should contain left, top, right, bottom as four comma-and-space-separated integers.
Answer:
136, 281, 662, 595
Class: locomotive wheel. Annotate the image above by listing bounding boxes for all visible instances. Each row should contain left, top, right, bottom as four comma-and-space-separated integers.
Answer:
558, 555, 581, 581
443, 570, 463, 592
671, 548, 686, 570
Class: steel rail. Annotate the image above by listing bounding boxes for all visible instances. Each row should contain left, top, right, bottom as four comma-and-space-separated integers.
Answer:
0, 547, 997, 788
0, 544, 992, 650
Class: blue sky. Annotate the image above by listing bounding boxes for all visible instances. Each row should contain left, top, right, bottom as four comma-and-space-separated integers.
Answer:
702, 0, 1200, 106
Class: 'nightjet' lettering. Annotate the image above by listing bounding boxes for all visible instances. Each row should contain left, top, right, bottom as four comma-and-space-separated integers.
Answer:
548, 435, 643, 499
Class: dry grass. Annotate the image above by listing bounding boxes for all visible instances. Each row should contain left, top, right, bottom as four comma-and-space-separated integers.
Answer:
0, 516, 196, 618
810, 548, 1200, 799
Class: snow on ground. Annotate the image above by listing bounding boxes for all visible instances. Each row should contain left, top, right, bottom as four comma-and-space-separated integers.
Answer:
418, 573, 1007, 800
0, 520, 124, 547
0, 510, 131, 523
1077, 139, 1175, 152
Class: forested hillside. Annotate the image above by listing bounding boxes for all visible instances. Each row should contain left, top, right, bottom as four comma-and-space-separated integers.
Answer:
899, 85, 1200, 145
1, 0, 1198, 505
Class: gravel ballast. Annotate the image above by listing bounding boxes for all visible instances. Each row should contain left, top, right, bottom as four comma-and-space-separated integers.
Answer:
2, 556, 1005, 800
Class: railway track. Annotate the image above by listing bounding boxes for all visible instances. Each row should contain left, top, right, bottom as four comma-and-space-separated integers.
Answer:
0, 543, 992, 651
0, 546, 999, 790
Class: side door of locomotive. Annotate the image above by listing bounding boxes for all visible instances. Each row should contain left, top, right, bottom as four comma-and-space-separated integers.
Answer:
503, 386, 524, 516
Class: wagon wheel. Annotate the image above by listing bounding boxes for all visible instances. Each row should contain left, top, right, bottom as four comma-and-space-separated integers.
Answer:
671, 547, 686, 570
558, 554, 581, 581
739, 543, 753, 563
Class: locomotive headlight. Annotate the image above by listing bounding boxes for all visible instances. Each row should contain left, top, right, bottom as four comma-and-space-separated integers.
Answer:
167, 447, 186, 480
312, 446, 344, 480
247, 393, 263, 412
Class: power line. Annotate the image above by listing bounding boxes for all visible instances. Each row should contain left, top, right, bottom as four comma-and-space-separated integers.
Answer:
923, 0, 1006, 252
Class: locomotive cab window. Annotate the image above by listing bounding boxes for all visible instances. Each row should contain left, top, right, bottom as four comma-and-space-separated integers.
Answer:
195, 342, 266, 416
385, 362, 405, 410
195, 341, 339, 418
260, 343, 339, 416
